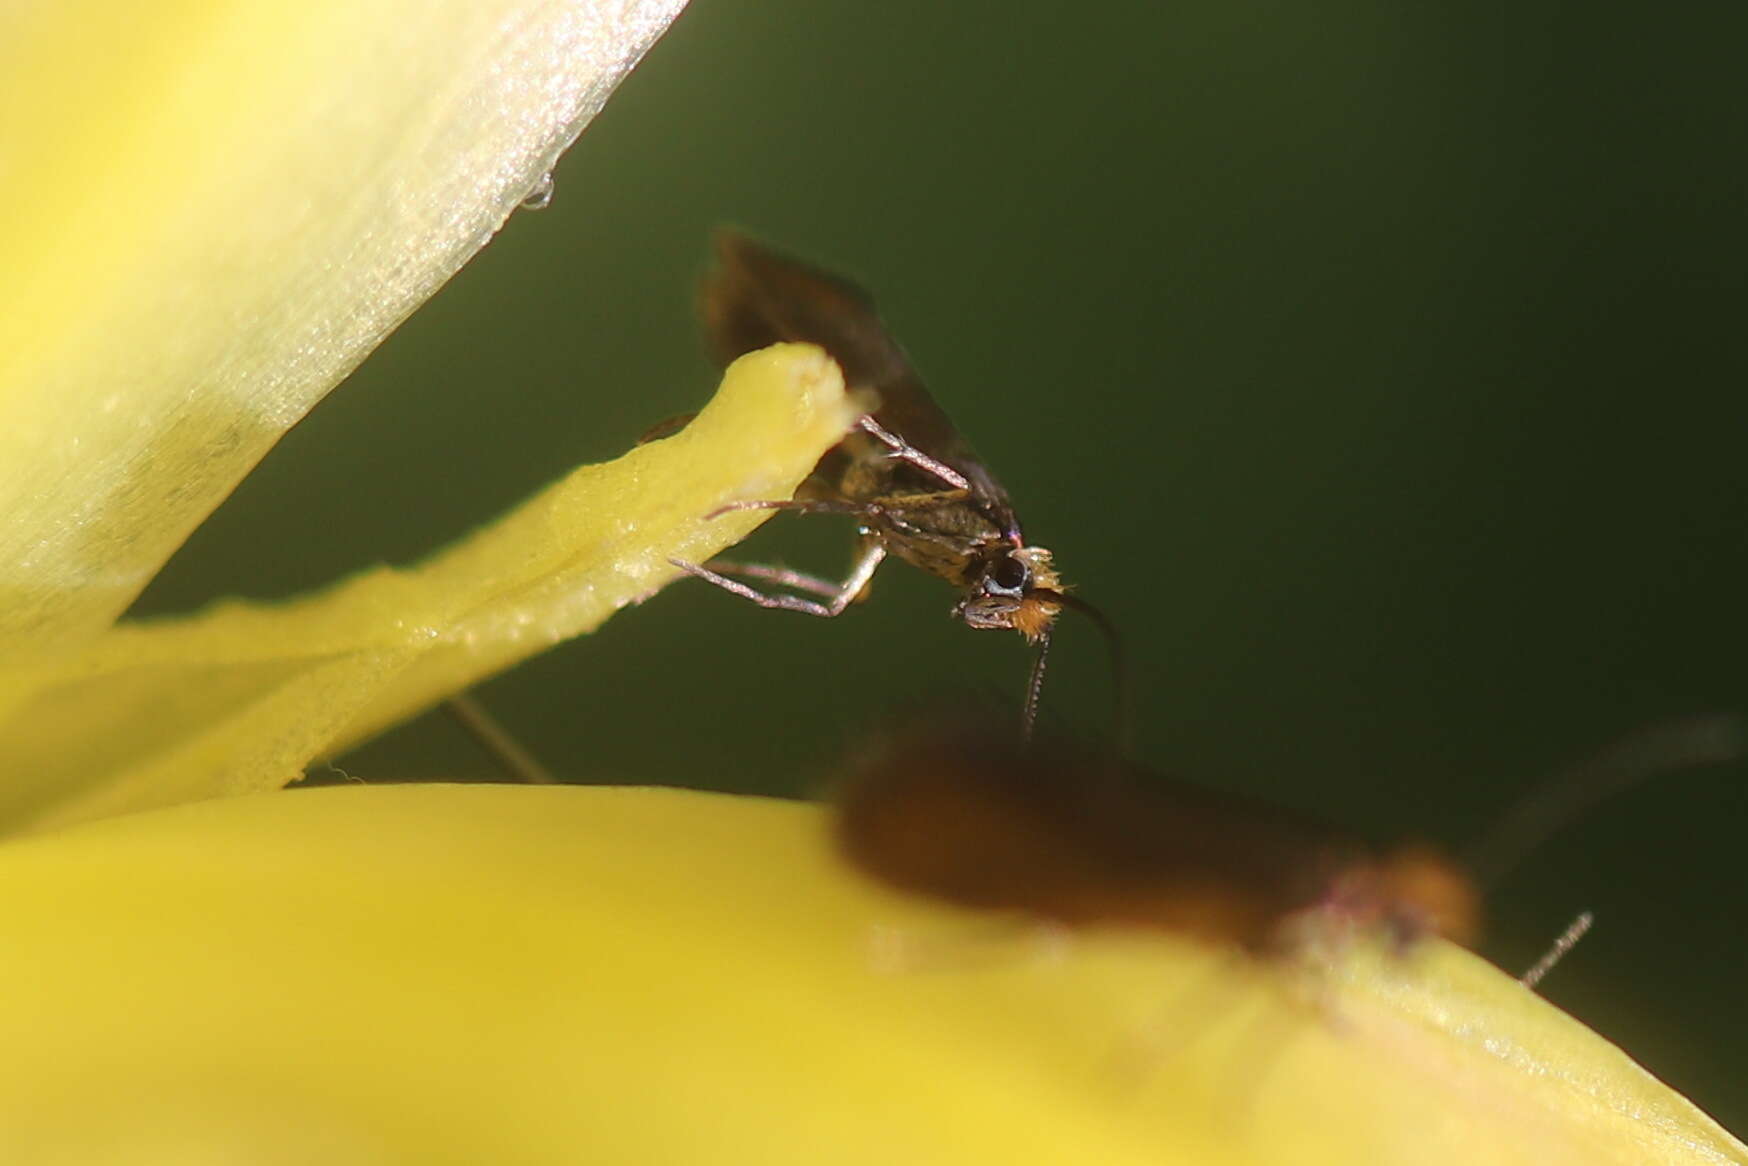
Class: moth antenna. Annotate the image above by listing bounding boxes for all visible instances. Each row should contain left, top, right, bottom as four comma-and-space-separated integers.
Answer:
1049, 592, 1132, 756
1464, 714, 1743, 889
1519, 911, 1595, 991
1021, 627, 1052, 743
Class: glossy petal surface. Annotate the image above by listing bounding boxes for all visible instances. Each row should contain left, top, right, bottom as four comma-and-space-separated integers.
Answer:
0, 783, 1736, 1165
0, 0, 684, 686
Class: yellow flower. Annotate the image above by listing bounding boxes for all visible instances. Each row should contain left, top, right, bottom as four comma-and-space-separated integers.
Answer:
0, 4, 1740, 1162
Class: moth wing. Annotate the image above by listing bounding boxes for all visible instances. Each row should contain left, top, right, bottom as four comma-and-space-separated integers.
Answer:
701, 230, 1017, 527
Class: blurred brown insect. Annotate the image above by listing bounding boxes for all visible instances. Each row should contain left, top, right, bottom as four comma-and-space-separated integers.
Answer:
833, 714, 1741, 964
668, 232, 1120, 739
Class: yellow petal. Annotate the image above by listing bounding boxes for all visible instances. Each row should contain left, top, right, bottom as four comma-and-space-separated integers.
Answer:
0, 0, 684, 688
0, 783, 1734, 1164
0, 344, 856, 834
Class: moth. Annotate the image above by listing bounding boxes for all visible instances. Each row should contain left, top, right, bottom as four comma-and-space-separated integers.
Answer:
833, 713, 1740, 964
669, 232, 1118, 738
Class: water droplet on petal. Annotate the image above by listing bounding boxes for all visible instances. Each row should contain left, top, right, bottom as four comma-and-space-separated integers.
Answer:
520, 171, 555, 211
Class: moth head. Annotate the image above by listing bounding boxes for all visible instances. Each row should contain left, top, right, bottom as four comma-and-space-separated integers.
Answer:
953, 545, 1064, 644
1310, 845, 1481, 956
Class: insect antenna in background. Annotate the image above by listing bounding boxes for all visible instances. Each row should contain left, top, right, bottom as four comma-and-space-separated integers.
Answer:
1461, 713, 1743, 889
1518, 911, 1594, 990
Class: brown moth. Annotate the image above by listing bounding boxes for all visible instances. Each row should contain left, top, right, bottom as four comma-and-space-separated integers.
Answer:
833, 713, 1739, 965
670, 232, 1117, 737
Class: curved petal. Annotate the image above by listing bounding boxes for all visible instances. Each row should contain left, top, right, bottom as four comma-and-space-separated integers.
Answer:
0, 783, 1734, 1164
0, 0, 684, 684
0, 345, 857, 833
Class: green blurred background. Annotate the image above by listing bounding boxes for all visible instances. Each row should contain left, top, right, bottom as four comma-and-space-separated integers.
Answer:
134, 0, 1746, 1133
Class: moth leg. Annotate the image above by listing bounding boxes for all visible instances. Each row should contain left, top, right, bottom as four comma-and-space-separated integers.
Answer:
697, 560, 846, 600
704, 497, 881, 522
1106, 953, 1251, 1088
865, 917, 1064, 974
872, 489, 971, 510
635, 411, 698, 445
670, 542, 887, 618
857, 415, 971, 490
442, 692, 558, 785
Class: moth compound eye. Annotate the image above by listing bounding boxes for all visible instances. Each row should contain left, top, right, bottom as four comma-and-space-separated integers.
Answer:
987, 554, 1030, 596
